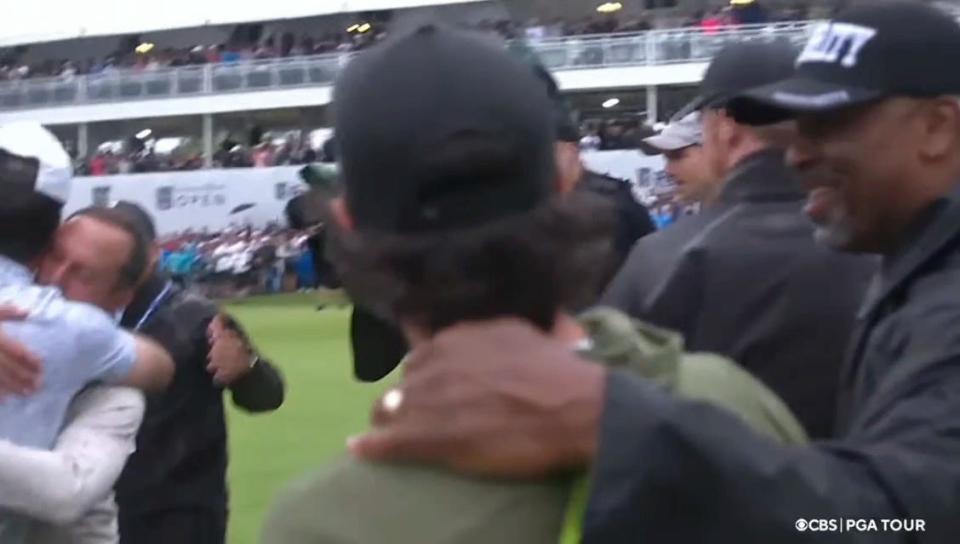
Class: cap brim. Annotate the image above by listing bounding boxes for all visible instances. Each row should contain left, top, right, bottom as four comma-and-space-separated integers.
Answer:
737, 77, 885, 116
640, 133, 696, 155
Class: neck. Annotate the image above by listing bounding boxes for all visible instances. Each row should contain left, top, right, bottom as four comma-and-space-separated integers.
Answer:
725, 141, 770, 175
402, 311, 588, 349
878, 163, 960, 255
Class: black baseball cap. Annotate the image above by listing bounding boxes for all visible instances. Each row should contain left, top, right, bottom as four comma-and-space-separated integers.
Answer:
680, 41, 798, 115
334, 24, 556, 234
528, 62, 580, 143
506, 40, 580, 143
737, 2, 960, 115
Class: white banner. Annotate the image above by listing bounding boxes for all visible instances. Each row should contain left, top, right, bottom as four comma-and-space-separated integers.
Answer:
581, 149, 671, 204
65, 167, 308, 236
63, 152, 670, 236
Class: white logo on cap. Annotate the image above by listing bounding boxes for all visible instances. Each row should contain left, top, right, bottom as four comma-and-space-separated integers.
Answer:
797, 22, 877, 68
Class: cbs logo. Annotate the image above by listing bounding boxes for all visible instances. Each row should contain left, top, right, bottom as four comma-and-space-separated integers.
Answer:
796, 519, 838, 532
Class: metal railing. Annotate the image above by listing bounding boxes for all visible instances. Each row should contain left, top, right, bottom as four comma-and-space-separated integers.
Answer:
0, 22, 814, 112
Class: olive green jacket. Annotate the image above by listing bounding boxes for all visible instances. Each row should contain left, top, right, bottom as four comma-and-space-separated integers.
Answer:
261, 309, 807, 544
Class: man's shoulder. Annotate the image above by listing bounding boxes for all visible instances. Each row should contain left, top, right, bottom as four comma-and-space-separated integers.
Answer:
0, 284, 116, 334
263, 455, 570, 544
634, 209, 723, 252
582, 307, 808, 444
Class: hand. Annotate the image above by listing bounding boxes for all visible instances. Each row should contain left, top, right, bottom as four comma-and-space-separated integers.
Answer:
0, 305, 41, 398
347, 318, 606, 478
207, 314, 254, 386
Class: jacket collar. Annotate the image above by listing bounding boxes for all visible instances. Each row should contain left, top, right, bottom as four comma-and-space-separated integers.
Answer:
718, 148, 805, 204
121, 272, 175, 329
859, 183, 960, 319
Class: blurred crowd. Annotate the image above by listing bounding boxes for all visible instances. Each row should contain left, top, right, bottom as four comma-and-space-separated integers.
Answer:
0, 1, 830, 83
158, 225, 324, 298
79, 132, 332, 176
578, 117, 656, 152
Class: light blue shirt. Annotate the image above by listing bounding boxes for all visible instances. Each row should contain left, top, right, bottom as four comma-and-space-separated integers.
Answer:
0, 255, 137, 544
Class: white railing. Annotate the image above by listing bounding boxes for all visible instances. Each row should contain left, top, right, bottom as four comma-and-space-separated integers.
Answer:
0, 22, 815, 111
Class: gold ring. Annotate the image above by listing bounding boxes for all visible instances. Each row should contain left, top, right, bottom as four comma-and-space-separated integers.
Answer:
381, 388, 404, 414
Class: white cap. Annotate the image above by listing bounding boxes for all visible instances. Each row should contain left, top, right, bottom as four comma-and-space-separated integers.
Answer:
640, 112, 703, 156
0, 121, 72, 203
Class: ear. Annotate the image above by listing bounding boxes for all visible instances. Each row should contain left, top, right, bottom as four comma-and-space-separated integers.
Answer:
329, 197, 355, 231
918, 98, 960, 162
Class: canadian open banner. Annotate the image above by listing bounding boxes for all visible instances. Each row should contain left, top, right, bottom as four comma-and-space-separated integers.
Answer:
65, 166, 309, 236
64, 152, 666, 236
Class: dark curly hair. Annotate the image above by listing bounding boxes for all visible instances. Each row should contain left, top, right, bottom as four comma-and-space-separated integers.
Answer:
328, 191, 616, 334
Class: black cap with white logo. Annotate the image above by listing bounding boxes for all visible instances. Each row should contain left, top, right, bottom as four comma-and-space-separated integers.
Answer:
738, 1, 960, 113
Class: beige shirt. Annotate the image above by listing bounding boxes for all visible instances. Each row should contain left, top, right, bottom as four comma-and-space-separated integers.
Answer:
0, 386, 144, 544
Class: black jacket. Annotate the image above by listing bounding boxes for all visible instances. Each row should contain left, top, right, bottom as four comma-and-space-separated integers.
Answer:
602, 149, 876, 438
579, 169, 656, 280
115, 274, 285, 515
585, 184, 960, 543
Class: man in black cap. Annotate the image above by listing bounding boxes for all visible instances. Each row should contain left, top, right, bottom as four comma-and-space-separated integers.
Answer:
262, 23, 807, 544
346, 56, 656, 384
348, 2, 960, 541
602, 40, 875, 438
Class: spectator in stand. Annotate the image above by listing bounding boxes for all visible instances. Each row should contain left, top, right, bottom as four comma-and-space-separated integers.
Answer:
700, 8, 727, 33
252, 142, 275, 168
89, 152, 109, 176
579, 128, 601, 151
731, 0, 769, 24
255, 38, 277, 60
221, 45, 241, 65
525, 18, 547, 41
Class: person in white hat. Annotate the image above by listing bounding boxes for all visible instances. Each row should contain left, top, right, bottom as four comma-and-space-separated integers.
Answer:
639, 112, 718, 205
0, 122, 175, 544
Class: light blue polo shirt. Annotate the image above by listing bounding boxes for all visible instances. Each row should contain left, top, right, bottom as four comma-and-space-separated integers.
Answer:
0, 255, 137, 543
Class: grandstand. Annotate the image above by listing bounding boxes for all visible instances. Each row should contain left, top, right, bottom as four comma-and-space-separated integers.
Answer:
0, 0, 936, 234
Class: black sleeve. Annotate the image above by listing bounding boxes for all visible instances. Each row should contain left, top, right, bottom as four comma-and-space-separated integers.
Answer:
620, 194, 656, 245
218, 313, 286, 413
583, 361, 960, 543
600, 238, 703, 337
229, 357, 286, 413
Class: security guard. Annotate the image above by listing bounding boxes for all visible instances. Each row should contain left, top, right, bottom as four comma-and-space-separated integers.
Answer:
602, 42, 876, 438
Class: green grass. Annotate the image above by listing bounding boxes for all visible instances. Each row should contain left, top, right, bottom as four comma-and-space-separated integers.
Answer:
223, 294, 396, 544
